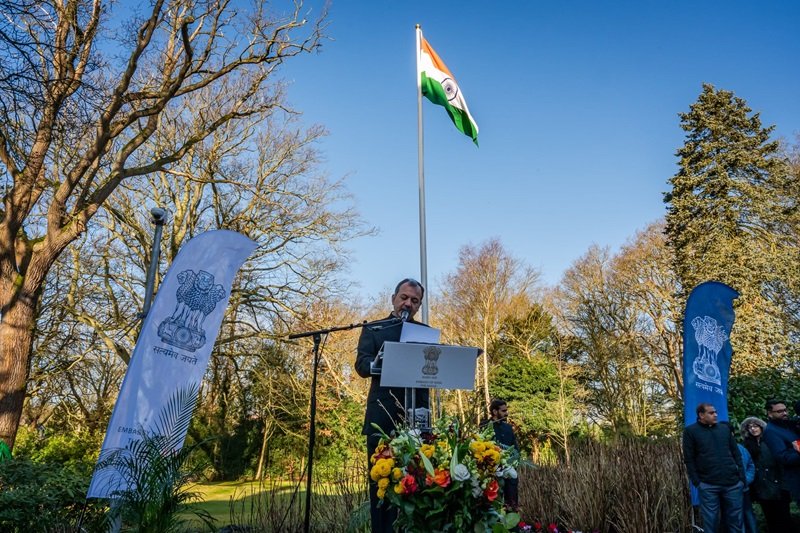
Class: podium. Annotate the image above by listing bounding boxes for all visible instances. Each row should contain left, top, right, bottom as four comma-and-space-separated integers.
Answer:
379, 341, 479, 390
373, 341, 479, 429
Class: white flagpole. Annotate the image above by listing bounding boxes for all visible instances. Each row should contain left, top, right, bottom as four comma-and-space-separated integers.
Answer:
415, 24, 429, 325
417, 25, 441, 418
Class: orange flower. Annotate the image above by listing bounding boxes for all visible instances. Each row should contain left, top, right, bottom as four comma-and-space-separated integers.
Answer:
484, 479, 499, 502
432, 468, 451, 488
425, 469, 448, 487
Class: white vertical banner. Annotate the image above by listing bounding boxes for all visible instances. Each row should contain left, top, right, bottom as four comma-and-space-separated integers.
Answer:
87, 230, 257, 498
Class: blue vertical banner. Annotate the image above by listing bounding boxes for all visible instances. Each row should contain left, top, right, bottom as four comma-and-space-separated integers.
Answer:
682, 281, 738, 507
683, 281, 739, 425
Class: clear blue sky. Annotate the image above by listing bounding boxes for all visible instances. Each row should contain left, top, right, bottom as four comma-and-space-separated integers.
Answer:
280, 1, 800, 299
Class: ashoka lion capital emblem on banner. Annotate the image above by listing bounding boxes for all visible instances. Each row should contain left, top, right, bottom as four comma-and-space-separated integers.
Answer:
158, 270, 226, 352
690, 315, 728, 386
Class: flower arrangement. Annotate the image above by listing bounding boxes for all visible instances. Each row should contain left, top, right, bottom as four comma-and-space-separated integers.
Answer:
369, 416, 520, 532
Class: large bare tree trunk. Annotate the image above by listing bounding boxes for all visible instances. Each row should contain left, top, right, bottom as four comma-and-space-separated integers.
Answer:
0, 320, 34, 448
0, 270, 47, 449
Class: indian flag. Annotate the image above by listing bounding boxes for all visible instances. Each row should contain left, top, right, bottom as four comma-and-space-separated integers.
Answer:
418, 35, 479, 145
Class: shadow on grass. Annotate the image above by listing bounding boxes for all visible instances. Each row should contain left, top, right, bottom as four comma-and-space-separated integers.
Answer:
186, 462, 369, 532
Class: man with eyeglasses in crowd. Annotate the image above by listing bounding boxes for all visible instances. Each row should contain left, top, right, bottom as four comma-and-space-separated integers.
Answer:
763, 399, 800, 513
682, 402, 745, 533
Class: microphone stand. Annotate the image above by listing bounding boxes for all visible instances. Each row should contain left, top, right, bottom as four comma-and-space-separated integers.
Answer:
287, 316, 400, 533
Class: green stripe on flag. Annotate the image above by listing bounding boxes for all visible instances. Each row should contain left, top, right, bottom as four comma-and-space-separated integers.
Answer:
421, 74, 478, 145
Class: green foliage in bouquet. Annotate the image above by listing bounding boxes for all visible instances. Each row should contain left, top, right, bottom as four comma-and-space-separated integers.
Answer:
369, 416, 520, 532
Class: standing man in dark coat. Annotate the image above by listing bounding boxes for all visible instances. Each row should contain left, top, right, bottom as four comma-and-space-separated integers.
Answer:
682, 402, 745, 533
355, 278, 430, 533
762, 400, 800, 507
481, 398, 519, 510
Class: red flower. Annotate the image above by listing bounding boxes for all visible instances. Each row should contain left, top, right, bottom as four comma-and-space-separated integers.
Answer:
400, 474, 418, 494
547, 523, 558, 533
422, 431, 437, 444
533, 521, 542, 530
484, 478, 499, 501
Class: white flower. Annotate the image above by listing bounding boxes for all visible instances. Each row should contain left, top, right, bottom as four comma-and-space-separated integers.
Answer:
452, 463, 471, 481
471, 478, 483, 498
497, 465, 518, 479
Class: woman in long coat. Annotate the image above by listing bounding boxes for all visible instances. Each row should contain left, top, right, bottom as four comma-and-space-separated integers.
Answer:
740, 417, 794, 532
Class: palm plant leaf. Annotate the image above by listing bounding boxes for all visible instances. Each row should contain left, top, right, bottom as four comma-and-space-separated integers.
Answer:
96, 384, 215, 531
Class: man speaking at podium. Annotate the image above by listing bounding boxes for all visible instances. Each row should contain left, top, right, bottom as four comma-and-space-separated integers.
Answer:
355, 278, 430, 532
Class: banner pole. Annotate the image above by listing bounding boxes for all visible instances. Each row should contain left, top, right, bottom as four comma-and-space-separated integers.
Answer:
139, 208, 167, 321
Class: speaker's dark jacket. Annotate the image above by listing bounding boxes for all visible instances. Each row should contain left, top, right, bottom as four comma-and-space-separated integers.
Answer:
355, 314, 430, 436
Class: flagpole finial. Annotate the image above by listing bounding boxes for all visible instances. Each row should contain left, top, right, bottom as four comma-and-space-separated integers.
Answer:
416, 24, 420, 29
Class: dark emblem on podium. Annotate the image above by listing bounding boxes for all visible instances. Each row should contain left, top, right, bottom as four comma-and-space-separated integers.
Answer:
158, 270, 226, 352
421, 345, 441, 376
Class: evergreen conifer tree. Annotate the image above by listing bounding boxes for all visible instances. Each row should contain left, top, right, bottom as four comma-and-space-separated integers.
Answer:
664, 84, 793, 372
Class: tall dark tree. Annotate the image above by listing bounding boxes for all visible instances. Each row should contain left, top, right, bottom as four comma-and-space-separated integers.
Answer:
664, 84, 794, 373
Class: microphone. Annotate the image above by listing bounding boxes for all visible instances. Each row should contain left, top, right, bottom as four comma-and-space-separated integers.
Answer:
399, 309, 410, 322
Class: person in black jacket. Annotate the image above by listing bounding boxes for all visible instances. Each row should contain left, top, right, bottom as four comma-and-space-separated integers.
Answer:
683, 403, 745, 533
355, 278, 430, 533
740, 416, 794, 532
481, 399, 520, 510
763, 400, 800, 503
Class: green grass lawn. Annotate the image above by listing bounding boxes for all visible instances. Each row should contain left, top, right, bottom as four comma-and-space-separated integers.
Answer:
183, 478, 369, 532
184, 480, 307, 529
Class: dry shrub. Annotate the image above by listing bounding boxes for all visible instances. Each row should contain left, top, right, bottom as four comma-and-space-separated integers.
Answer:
519, 437, 692, 533
311, 460, 369, 531
225, 461, 368, 532
607, 438, 691, 532
224, 440, 692, 531
225, 475, 305, 532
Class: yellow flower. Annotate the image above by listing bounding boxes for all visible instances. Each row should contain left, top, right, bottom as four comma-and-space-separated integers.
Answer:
378, 477, 390, 490
392, 467, 403, 481
470, 440, 487, 454
420, 444, 435, 458
483, 448, 500, 464
377, 486, 387, 499
374, 457, 394, 478
369, 464, 381, 481
394, 482, 404, 494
